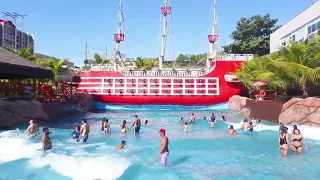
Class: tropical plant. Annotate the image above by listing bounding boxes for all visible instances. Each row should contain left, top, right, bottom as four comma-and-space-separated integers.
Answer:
89, 53, 108, 64
234, 38, 320, 96
135, 57, 145, 69
8, 45, 37, 61
45, 58, 66, 80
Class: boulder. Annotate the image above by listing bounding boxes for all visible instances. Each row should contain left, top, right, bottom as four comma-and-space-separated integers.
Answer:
72, 92, 93, 112
279, 97, 320, 127
0, 98, 49, 129
228, 95, 250, 111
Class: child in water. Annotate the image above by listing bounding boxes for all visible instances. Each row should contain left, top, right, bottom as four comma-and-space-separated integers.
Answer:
115, 141, 126, 150
42, 127, 53, 153
184, 122, 189, 132
71, 125, 81, 142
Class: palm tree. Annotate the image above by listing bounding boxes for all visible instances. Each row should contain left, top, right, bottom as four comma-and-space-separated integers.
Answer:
8, 45, 36, 61
47, 58, 66, 80
89, 53, 108, 64
275, 42, 320, 96
135, 57, 145, 69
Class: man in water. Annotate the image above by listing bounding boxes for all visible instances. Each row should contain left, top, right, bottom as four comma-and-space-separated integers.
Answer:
241, 118, 250, 135
157, 129, 169, 165
190, 113, 195, 123
131, 115, 141, 133
80, 119, 90, 143
251, 117, 257, 127
23, 120, 39, 137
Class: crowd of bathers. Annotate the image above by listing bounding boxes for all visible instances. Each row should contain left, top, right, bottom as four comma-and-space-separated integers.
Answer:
21, 113, 307, 163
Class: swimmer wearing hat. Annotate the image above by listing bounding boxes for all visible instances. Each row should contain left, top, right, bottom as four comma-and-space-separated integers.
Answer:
157, 129, 169, 165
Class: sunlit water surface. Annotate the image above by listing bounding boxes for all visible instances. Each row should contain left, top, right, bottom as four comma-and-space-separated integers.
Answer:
1, 103, 320, 180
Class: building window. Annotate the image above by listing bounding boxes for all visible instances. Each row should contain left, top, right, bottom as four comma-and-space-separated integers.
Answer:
312, 24, 316, 33
281, 41, 286, 46
308, 26, 312, 34
292, 35, 296, 42
317, 21, 320, 30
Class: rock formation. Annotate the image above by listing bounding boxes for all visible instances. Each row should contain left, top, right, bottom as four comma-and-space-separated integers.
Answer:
0, 92, 94, 130
0, 98, 49, 129
279, 97, 320, 127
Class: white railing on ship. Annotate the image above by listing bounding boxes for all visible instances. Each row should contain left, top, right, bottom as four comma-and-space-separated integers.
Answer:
215, 54, 254, 61
120, 69, 211, 77
78, 77, 220, 96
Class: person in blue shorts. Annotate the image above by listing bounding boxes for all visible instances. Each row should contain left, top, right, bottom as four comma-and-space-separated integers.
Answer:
131, 115, 141, 134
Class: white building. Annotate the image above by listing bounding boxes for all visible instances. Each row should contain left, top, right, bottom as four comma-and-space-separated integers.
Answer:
270, 0, 320, 53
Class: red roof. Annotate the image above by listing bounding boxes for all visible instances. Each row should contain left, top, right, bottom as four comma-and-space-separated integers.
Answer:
0, 19, 16, 28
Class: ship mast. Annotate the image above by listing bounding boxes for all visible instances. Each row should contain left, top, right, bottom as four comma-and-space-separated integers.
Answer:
207, 0, 218, 68
114, 0, 125, 69
159, 0, 171, 70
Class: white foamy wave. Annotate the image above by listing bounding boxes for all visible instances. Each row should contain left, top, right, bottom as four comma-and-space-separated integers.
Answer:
29, 153, 130, 180
0, 130, 41, 164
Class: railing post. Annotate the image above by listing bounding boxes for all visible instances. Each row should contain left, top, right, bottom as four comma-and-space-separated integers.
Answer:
101, 78, 104, 94
113, 78, 116, 95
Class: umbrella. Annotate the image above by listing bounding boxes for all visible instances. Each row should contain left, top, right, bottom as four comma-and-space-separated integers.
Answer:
251, 81, 268, 87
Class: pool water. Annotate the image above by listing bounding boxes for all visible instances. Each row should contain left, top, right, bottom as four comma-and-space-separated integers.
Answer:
1, 103, 320, 180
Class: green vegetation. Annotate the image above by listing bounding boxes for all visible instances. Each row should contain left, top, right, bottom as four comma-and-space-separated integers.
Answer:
223, 14, 280, 56
235, 38, 320, 96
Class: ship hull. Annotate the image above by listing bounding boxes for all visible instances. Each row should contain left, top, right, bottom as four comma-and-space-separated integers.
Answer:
78, 61, 243, 105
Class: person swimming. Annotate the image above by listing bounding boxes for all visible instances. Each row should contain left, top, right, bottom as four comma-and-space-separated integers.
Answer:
131, 115, 141, 134
180, 118, 184, 124
120, 120, 128, 134
80, 119, 90, 143
42, 127, 53, 153
228, 125, 237, 135
101, 118, 106, 131
183, 122, 189, 132
291, 128, 307, 153
115, 141, 126, 150
222, 115, 226, 121
145, 120, 151, 126
71, 125, 81, 142
241, 118, 250, 135
203, 117, 207, 120
279, 126, 290, 157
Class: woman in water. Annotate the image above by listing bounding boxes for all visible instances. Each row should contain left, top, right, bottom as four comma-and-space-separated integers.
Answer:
180, 118, 184, 124
103, 119, 111, 134
42, 127, 54, 153
228, 125, 237, 135
183, 122, 189, 132
279, 127, 290, 157
101, 118, 106, 132
291, 129, 307, 153
115, 141, 126, 150
251, 117, 257, 127
120, 120, 128, 134
145, 120, 151, 126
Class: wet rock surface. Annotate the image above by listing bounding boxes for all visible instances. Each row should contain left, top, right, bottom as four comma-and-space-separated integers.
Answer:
279, 97, 320, 127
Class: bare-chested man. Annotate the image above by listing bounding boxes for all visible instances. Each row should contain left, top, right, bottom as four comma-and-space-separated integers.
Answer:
157, 129, 169, 165
131, 115, 141, 133
42, 127, 53, 153
23, 120, 39, 137
190, 113, 195, 123
80, 119, 90, 143
241, 118, 250, 135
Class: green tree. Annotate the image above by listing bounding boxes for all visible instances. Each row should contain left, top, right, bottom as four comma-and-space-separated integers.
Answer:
8, 45, 37, 61
223, 14, 280, 56
89, 53, 108, 64
47, 58, 66, 80
135, 57, 145, 69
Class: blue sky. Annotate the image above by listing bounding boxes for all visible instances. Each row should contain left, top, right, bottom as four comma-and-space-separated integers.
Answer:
2, 0, 318, 65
